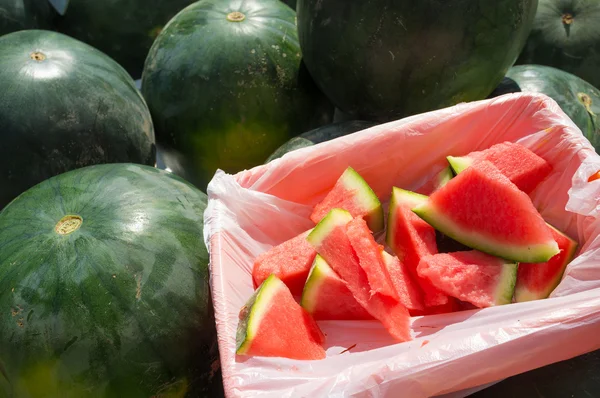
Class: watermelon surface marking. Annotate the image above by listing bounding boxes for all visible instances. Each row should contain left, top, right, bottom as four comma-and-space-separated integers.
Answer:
301, 255, 373, 320
252, 229, 316, 296
310, 167, 384, 232
413, 161, 559, 263
380, 251, 425, 313
515, 224, 578, 302
417, 251, 518, 308
307, 209, 411, 342
237, 275, 326, 360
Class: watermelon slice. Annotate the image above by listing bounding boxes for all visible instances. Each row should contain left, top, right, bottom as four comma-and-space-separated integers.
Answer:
515, 224, 578, 302
307, 209, 412, 342
236, 275, 326, 360
301, 255, 373, 320
413, 161, 559, 263
346, 216, 397, 299
380, 250, 425, 313
417, 251, 518, 308
447, 141, 552, 194
252, 229, 316, 296
386, 187, 449, 307
310, 167, 384, 232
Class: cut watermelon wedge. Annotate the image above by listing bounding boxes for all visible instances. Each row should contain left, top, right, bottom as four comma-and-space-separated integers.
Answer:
417, 251, 518, 308
447, 141, 552, 194
386, 187, 449, 307
515, 224, 578, 302
301, 255, 373, 320
380, 250, 425, 313
413, 161, 559, 263
346, 216, 398, 299
252, 229, 316, 296
311, 167, 384, 232
307, 209, 412, 342
236, 275, 326, 360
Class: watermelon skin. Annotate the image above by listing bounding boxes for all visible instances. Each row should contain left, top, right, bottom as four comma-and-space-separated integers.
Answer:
0, 30, 156, 209
237, 275, 326, 360
55, 0, 197, 78
142, 0, 333, 191
301, 255, 373, 320
0, 164, 219, 397
414, 161, 560, 263
266, 120, 376, 163
307, 209, 411, 342
515, 224, 578, 302
386, 188, 449, 307
418, 251, 518, 308
380, 251, 425, 314
296, 0, 537, 121
0, 0, 55, 36
447, 141, 552, 194
252, 230, 317, 297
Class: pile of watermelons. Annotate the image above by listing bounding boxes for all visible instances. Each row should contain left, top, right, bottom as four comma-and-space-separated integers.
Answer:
0, 0, 598, 396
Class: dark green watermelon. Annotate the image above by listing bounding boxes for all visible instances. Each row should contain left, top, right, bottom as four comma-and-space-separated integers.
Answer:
0, 0, 54, 36
517, 0, 600, 89
487, 77, 521, 98
297, 0, 538, 122
0, 30, 155, 209
56, 0, 197, 77
266, 120, 376, 162
0, 163, 220, 397
142, 0, 333, 191
493, 65, 600, 152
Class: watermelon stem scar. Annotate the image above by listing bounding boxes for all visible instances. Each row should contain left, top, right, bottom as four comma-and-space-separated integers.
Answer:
29, 52, 46, 61
227, 12, 246, 22
55, 215, 83, 235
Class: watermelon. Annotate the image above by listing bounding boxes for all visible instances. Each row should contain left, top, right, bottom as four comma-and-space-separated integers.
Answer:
0, 30, 156, 209
447, 141, 552, 194
416, 166, 454, 195
0, 164, 219, 397
487, 76, 521, 98
516, 0, 600, 89
301, 255, 373, 320
237, 275, 326, 360
56, 0, 197, 77
142, 0, 333, 191
386, 187, 449, 307
266, 120, 376, 163
0, 0, 54, 36
296, 0, 537, 121
413, 161, 560, 263
515, 224, 578, 302
252, 230, 316, 297
418, 251, 518, 308
380, 251, 425, 313
307, 209, 411, 341
311, 167, 384, 232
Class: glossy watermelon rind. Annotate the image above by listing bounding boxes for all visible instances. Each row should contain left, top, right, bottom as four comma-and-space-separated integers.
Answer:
307, 208, 353, 247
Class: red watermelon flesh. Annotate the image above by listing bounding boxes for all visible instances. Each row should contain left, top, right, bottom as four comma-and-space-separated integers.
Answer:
380, 250, 425, 313
301, 254, 373, 320
307, 209, 412, 342
515, 224, 578, 302
252, 229, 316, 296
417, 251, 518, 308
447, 141, 552, 194
311, 167, 384, 232
346, 216, 398, 300
237, 275, 326, 360
386, 187, 449, 307
413, 161, 559, 263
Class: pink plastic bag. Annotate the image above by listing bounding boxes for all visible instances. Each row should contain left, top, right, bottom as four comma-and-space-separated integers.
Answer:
204, 93, 600, 398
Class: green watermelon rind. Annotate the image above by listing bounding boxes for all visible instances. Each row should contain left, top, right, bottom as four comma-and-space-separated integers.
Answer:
435, 166, 455, 189
495, 263, 519, 305
300, 255, 332, 313
236, 275, 283, 355
412, 202, 560, 263
514, 224, 578, 302
447, 156, 474, 175
308, 208, 353, 246
341, 167, 384, 232
385, 187, 427, 250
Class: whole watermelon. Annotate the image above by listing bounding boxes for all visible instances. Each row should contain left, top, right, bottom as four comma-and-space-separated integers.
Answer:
492, 65, 600, 152
266, 120, 376, 162
56, 0, 197, 77
297, 0, 538, 121
0, 0, 54, 36
142, 0, 333, 191
517, 1, 600, 89
0, 164, 220, 397
0, 30, 155, 209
